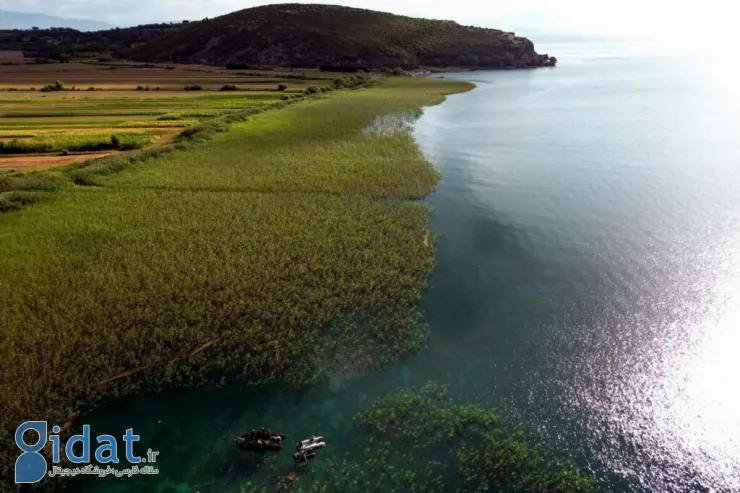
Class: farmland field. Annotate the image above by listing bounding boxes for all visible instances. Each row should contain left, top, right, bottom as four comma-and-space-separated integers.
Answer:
0, 52, 335, 89
0, 52, 340, 168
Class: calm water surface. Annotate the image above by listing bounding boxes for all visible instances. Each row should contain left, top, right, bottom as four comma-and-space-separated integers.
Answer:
83, 38, 740, 492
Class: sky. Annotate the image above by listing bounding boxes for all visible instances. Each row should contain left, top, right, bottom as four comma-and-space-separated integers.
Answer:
0, 0, 737, 46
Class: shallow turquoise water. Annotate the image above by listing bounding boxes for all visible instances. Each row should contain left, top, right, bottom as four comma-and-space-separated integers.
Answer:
81, 38, 740, 492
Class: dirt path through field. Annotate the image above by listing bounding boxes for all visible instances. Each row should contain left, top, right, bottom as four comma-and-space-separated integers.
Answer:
0, 151, 118, 169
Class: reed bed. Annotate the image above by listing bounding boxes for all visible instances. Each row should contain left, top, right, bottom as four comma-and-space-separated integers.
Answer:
0, 77, 473, 488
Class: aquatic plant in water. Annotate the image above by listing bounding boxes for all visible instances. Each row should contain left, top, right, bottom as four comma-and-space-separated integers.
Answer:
242, 383, 593, 492
350, 383, 593, 492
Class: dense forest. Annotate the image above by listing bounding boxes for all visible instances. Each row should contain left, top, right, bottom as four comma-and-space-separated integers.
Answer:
0, 23, 184, 60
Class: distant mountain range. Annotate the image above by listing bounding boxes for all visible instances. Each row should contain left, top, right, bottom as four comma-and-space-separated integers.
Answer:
0, 10, 114, 31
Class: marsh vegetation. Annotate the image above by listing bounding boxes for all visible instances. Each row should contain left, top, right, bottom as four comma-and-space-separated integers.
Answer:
0, 77, 472, 488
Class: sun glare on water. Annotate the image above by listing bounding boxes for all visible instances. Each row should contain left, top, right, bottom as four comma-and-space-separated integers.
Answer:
623, 230, 740, 489
573, 225, 740, 489
652, 232, 740, 486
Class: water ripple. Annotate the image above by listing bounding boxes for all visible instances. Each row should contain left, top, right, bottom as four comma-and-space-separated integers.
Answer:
415, 53, 740, 491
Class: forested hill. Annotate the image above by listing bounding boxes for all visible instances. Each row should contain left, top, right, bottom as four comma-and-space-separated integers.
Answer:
0, 23, 183, 60
0, 4, 557, 69
130, 4, 556, 69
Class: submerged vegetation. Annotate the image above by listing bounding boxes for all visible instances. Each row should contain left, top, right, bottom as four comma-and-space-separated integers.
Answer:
244, 383, 594, 492
0, 77, 472, 489
352, 383, 593, 492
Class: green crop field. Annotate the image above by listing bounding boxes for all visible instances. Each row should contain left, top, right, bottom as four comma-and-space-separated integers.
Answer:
0, 129, 162, 154
0, 72, 325, 168
116, 120, 199, 128
0, 115, 162, 128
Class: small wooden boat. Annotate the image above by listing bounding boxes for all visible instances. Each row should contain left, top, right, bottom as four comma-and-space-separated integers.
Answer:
234, 428, 285, 451
296, 435, 325, 452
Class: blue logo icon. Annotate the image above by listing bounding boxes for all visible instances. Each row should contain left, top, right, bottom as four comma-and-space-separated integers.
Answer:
15, 421, 48, 483
14, 421, 156, 484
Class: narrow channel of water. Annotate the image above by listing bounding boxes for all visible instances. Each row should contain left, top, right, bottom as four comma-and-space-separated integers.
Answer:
82, 36, 740, 492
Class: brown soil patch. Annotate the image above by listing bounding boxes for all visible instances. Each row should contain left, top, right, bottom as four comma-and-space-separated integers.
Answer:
125, 127, 185, 133
0, 51, 25, 63
0, 60, 321, 89
0, 151, 118, 169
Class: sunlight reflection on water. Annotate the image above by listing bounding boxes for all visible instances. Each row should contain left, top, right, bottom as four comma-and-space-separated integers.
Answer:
418, 53, 740, 491
649, 232, 740, 488
569, 227, 740, 491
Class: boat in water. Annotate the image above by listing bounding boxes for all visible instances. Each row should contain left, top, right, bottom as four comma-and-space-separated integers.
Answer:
234, 428, 286, 452
296, 435, 326, 452
293, 449, 317, 464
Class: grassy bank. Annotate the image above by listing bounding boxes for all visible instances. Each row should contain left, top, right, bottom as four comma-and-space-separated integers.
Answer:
0, 77, 472, 487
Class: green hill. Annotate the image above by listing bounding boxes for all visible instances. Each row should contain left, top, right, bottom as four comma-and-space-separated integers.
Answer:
0, 23, 183, 60
130, 4, 556, 69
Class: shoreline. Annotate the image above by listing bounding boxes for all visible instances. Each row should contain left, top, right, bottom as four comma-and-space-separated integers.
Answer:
75, 75, 592, 492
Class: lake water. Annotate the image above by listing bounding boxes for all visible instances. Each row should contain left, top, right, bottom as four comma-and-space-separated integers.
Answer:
82, 37, 740, 492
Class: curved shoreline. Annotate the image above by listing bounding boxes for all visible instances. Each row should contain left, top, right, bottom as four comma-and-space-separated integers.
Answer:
65, 76, 593, 492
